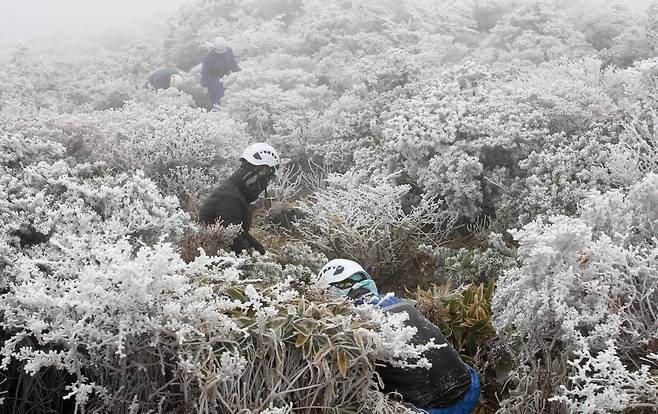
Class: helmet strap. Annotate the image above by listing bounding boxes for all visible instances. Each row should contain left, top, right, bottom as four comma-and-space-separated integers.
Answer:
236, 163, 271, 202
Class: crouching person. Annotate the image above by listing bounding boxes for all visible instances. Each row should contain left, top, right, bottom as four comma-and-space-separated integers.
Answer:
146, 68, 183, 91
198, 143, 280, 255
316, 259, 481, 414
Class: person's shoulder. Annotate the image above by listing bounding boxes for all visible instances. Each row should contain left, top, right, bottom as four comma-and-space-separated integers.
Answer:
211, 179, 249, 202
209, 178, 237, 195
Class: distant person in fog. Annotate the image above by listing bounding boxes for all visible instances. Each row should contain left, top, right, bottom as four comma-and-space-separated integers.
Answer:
146, 68, 182, 91
201, 37, 240, 110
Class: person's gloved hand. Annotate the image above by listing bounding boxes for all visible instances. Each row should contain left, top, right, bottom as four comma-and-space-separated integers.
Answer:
251, 239, 266, 255
244, 232, 266, 255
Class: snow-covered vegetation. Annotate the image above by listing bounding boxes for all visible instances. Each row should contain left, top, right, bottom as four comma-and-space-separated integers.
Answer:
1, 0, 658, 413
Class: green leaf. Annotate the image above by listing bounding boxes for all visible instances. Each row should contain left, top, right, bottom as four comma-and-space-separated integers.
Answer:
466, 339, 478, 356
470, 319, 489, 332
303, 336, 313, 357
226, 287, 247, 302
264, 316, 288, 330
314, 346, 333, 365
462, 250, 474, 268
463, 289, 474, 305
295, 334, 308, 347
292, 320, 312, 336
485, 279, 495, 300
453, 327, 463, 346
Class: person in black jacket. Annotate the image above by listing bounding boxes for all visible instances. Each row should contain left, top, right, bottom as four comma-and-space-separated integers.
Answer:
316, 259, 481, 414
198, 143, 280, 255
146, 68, 182, 90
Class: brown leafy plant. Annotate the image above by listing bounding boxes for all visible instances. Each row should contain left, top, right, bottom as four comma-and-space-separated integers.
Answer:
414, 281, 496, 363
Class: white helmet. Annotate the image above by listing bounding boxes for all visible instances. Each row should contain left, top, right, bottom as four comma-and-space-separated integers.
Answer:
317, 259, 370, 287
212, 36, 228, 53
170, 73, 183, 88
240, 143, 280, 170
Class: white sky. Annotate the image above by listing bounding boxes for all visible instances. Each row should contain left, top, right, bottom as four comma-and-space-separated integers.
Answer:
0, 0, 191, 50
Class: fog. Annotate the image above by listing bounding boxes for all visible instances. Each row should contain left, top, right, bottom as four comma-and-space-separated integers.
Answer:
1, 0, 656, 52
0, 0, 190, 51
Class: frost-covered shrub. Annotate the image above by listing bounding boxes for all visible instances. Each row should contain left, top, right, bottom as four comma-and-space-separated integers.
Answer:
217, 53, 331, 155
611, 108, 658, 185
1, 243, 436, 413
1, 100, 249, 211
179, 222, 242, 263
303, 84, 388, 171
480, 1, 594, 65
164, 0, 476, 158
383, 59, 624, 230
222, 67, 332, 153
265, 241, 328, 283
302, 49, 421, 173
0, 134, 191, 291
470, 0, 513, 33
493, 176, 658, 413
416, 149, 484, 219
295, 179, 457, 278
0, 45, 66, 115
493, 129, 622, 229
579, 173, 658, 246
565, 1, 635, 52
0, 41, 163, 114
288, 0, 476, 66
600, 4, 658, 68
0, 127, 66, 167
89, 102, 248, 208
419, 232, 517, 286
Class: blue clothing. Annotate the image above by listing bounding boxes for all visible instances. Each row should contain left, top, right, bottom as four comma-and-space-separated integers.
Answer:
370, 294, 401, 308
201, 48, 240, 109
367, 294, 478, 413
207, 81, 225, 110
147, 68, 178, 90
420, 366, 480, 414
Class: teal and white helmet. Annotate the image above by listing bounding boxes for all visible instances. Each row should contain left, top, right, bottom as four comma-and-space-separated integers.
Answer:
317, 259, 378, 298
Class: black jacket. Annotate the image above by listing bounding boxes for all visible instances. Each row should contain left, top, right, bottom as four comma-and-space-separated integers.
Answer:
147, 68, 178, 90
198, 173, 265, 254
375, 296, 472, 408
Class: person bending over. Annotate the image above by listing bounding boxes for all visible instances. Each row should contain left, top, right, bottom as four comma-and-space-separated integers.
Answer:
316, 259, 481, 414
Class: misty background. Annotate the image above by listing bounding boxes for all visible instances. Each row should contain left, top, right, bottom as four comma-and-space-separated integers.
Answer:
1, 0, 656, 52
0, 0, 188, 50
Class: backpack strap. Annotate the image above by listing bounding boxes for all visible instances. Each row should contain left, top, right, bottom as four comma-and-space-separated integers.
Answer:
372, 294, 404, 311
